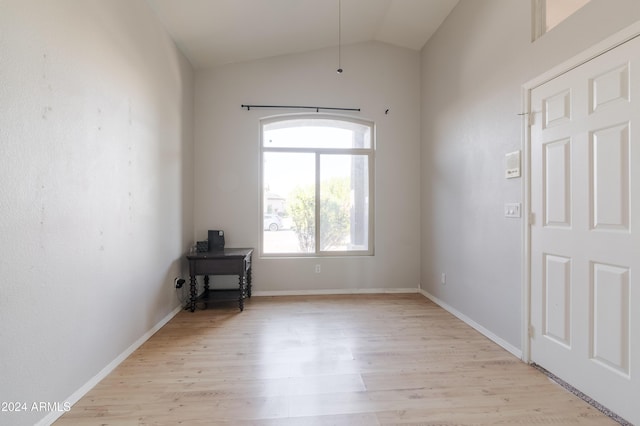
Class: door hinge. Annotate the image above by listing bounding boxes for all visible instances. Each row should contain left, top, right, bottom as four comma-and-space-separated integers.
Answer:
529, 212, 536, 226
529, 325, 535, 339
529, 112, 535, 127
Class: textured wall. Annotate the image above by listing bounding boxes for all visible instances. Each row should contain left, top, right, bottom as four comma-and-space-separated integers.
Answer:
194, 41, 421, 293
0, 1, 194, 424
420, 0, 640, 350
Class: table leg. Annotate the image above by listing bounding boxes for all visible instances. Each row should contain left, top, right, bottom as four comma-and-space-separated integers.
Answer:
204, 275, 210, 293
238, 274, 245, 312
188, 275, 197, 312
247, 266, 252, 298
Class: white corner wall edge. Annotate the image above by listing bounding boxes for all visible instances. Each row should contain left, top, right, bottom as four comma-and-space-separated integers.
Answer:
252, 288, 420, 297
36, 304, 183, 426
419, 289, 523, 360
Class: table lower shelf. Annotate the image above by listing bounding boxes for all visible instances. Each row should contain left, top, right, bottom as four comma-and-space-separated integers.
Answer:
191, 289, 249, 311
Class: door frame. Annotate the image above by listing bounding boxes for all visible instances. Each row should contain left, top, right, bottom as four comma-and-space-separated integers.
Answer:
521, 21, 640, 363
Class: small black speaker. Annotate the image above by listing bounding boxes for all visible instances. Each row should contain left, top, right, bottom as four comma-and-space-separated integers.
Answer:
208, 230, 225, 250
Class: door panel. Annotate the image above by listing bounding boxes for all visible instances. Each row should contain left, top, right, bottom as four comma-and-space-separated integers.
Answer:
591, 262, 630, 376
591, 123, 630, 230
544, 138, 572, 227
544, 254, 572, 347
530, 35, 639, 424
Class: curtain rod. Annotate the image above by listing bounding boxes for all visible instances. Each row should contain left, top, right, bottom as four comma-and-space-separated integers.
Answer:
241, 104, 360, 112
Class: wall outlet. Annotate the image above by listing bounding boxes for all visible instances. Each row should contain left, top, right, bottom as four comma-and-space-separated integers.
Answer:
174, 277, 185, 289
441, 273, 446, 285
315, 264, 321, 273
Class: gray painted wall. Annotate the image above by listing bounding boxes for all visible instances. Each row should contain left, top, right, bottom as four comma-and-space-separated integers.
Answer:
0, 1, 194, 425
194, 41, 422, 293
420, 0, 640, 350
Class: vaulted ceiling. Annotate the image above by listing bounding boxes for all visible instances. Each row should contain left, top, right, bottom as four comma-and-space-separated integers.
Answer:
147, 0, 459, 69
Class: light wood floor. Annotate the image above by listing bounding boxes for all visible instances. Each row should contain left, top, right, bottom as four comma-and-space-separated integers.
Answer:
56, 294, 616, 425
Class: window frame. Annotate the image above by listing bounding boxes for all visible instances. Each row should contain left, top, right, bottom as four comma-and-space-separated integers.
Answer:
260, 114, 375, 257
532, 0, 591, 41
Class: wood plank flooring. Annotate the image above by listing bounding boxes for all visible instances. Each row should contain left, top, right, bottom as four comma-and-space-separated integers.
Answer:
55, 294, 616, 425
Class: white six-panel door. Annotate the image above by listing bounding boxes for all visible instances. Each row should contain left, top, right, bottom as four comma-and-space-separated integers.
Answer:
530, 35, 639, 424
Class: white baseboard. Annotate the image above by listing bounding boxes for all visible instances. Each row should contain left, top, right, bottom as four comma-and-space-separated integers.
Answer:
418, 289, 523, 360
36, 304, 183, 426
252, 287, 420, 297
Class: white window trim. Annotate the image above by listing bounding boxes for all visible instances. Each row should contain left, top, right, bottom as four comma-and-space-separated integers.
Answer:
259, 114, 375, 257
531, 0, 547, 41
532, 0, 591, 41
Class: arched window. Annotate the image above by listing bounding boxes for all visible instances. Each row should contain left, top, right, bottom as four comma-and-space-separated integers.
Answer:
261, 115, 375, 256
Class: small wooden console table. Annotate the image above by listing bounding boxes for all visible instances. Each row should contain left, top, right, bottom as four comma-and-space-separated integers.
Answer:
185, 248, 253, 312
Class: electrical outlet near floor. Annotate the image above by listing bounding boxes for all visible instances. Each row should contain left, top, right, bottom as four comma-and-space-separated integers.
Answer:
315, 264, 321, 273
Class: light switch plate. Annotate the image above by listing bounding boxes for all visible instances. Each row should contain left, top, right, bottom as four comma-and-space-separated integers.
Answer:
505, 203, 521, 218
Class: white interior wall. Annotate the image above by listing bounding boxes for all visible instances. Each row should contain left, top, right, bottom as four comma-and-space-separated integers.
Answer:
420, 0, 640, 350
0, 1, 194, 425
194, 41, 421, 293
